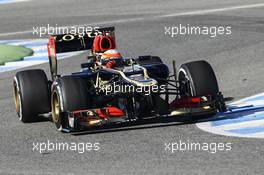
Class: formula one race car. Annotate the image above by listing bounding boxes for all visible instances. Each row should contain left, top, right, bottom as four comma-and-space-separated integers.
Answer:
13, 27, 226, 132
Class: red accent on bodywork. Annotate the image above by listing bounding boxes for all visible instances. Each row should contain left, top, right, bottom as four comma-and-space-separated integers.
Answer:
170, 97, 202, 109
72, 107, 124, 119
191, 97, 201, 103
106, 60, 116, 68
92, 35, 116, 53
96, 107, 124, 118
47, 36, 56, 58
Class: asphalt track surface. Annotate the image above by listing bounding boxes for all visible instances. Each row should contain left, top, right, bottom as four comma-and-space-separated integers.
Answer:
0, 0, 264, 174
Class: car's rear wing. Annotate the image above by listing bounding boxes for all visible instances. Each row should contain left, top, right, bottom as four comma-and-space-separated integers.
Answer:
47, 26, 115, 79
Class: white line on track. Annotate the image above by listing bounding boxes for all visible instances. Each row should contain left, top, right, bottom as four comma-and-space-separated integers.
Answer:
159, 3, 264, 17
0, 0, 28, 4
0, 3, 264, 37
212, 118, 264, 130
197, 93, 264, 138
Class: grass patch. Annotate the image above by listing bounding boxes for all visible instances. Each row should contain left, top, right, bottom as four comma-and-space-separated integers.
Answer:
0, 44, 34, 65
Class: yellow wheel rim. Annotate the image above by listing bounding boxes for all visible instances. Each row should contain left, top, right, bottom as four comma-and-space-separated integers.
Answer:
52, 92, 60, 123
13, 80, 21, 115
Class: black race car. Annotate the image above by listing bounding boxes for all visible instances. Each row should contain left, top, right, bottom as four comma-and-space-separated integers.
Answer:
13, 27, 226, 132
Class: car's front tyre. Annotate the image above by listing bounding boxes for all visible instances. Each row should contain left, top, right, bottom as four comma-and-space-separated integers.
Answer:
51, 76, 92, 132
178, 60, 219, 97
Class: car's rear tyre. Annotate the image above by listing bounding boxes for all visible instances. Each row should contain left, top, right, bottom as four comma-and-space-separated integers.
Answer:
51, 76, 92, 131
178, 60, 219, 97
13, 69, 51, 123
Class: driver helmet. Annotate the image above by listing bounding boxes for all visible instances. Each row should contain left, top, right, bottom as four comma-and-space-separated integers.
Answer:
101, 49, 123, 68
101, 49, 122, 60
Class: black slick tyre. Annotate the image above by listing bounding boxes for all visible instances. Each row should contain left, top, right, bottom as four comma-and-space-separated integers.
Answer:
13, 69, 50, 123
